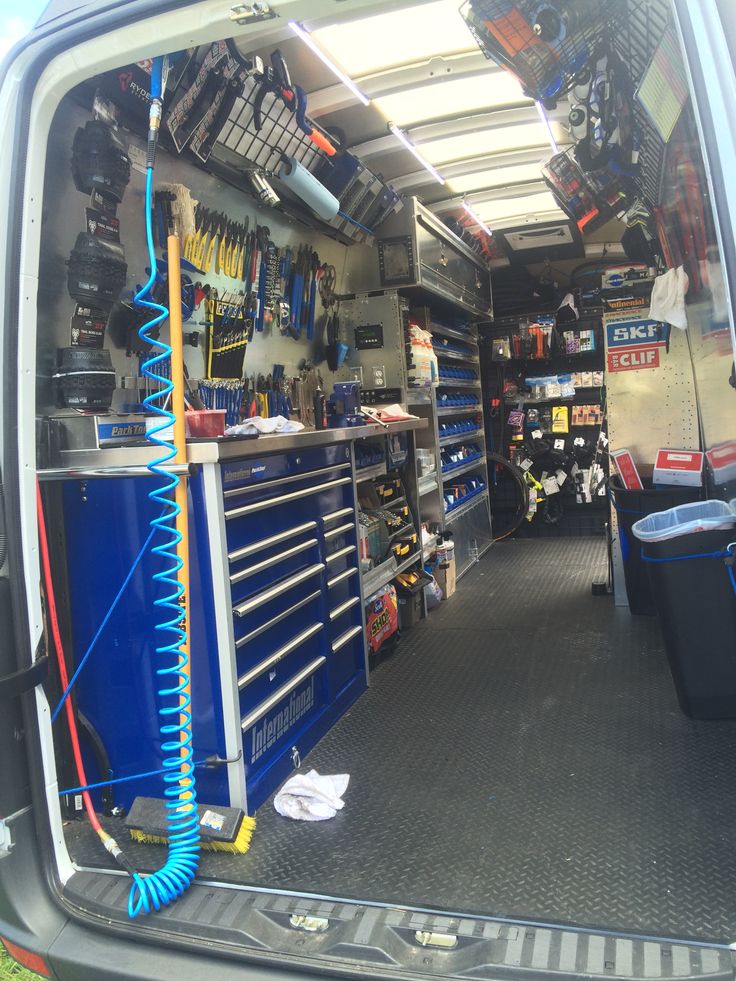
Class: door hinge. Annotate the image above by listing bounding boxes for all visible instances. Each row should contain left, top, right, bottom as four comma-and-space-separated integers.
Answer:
0, 655, 48, 702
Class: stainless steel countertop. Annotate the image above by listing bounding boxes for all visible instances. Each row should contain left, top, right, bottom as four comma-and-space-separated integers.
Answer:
39, 418, 427, 479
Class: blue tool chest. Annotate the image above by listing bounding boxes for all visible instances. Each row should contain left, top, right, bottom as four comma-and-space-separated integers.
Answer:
59, 441, 367, 816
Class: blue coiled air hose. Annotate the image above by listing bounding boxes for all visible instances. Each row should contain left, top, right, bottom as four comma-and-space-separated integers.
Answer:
128, 55, 201, 918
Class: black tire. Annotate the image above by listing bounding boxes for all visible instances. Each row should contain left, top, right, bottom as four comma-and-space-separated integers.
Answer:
487, 452, 529, 542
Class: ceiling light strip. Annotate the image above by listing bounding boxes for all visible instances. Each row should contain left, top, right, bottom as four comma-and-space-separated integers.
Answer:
388, 123, 446, 185
535, 101, 559, 153
289, 21, 371, 107
462, 200, 492, 236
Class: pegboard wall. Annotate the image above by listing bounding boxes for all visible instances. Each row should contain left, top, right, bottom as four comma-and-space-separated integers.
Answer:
37, 97, 355, 417
604, 309, 699, 466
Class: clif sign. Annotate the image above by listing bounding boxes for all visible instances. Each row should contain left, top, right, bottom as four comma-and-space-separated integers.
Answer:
607, 345, 660, 372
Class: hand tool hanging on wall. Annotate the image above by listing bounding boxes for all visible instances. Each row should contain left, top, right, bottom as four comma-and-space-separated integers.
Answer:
252, 49, 340, 157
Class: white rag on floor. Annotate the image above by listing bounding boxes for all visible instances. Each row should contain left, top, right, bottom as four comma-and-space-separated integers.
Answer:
273, 770, 350, 821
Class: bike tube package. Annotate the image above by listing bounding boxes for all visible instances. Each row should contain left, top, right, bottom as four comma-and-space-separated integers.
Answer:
610, 475, 700, 615
640, 528, 736, 719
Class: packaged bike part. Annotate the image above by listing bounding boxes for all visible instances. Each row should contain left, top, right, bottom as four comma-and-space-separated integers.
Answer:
67, 233, 127, 310
53, 346, 116, 410
70, 304, 106, 348
71, 120, 131, 204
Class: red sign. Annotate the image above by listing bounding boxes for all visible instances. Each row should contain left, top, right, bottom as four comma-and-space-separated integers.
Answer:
607, 345, 661, 372
612, 449, 643, 490
655, 449, 703, 473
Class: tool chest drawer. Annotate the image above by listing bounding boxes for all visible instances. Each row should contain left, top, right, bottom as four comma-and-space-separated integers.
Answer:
242, 657, 328, 785
238, 619, 325, 713
233, 583, 323, 657
229, 534, 323, 608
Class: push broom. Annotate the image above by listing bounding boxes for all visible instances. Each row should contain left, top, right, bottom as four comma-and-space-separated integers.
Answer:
126, 233, 255, 856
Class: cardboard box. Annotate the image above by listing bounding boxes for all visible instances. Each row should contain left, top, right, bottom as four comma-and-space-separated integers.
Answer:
435, 558, 456, 600
612, 449, 643, 490
653, 448, 703, 487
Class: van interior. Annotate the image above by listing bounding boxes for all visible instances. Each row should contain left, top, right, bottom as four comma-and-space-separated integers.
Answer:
17, 0, 736, 976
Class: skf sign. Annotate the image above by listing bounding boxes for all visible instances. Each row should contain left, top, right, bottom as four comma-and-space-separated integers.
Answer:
605, 318, 667, 373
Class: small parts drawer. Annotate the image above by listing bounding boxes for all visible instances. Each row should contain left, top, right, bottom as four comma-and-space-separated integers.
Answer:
329, 623, 365, 696
242, 657, 327, 774
326, 565, 359, 610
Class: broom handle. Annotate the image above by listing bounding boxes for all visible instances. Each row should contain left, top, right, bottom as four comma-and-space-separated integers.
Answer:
167, 235, 192, 779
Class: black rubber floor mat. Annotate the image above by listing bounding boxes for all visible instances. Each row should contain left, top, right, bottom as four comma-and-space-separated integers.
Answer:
65, 539, 736, 943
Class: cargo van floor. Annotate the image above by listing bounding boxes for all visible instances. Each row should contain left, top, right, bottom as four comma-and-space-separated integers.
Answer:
65, 538, 736, 943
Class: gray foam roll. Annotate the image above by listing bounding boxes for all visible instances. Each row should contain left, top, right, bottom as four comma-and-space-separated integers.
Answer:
277, 156, 340, 221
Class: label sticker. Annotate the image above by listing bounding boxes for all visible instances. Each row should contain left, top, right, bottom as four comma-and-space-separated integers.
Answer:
200, 809, 225, 831
531, 429, 542, 439
85, 207, 120, 243
70, 304, 106, 347
554, 438, 565, 450
519, 458, 533, 471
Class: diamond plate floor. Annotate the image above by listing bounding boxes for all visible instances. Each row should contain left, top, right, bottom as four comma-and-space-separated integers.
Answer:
66, 539, 736, 943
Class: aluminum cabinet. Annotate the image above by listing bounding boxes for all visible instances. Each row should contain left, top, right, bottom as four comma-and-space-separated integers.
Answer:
56, 440, 367, 816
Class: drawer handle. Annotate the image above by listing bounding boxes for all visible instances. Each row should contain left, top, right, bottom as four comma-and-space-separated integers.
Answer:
326, 544, 356, 565
323, 506, 354, 525
225, 477, 352, 519
236, 590, 321, 649
223, 462, 350, 498
241, 657, 326, 732
238, 622, 324, 689
329, 596, 360, 621
332, 624, 363, 653
233, 564, 324, 617
230, 538, 319, 586
324, 521, 355, 541
327, 567, 358, 589
228, 521, 317, 564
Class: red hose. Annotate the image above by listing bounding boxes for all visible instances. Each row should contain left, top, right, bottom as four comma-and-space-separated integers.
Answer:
36, 480, 102, 834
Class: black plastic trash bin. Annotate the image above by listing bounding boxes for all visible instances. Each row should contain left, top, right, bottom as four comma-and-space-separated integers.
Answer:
610, 476, 700, 615
633, 504, 736, 719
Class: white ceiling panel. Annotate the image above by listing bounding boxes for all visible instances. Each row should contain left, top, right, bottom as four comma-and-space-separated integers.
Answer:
313, 0, 476, 77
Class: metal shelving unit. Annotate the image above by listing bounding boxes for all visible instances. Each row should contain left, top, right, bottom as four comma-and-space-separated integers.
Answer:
418, 473, 439, 496
441, 457, 485, 481
410, 309, 493, 579
437, 405, 482, 417
444, 489, 490, 526
439, 428, 484, 447
438, 378, 481, 390
355, 461, 388, 483
362, 550, 422, 599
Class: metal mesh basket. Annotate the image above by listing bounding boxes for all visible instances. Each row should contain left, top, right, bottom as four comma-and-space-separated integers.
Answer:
542, 145, 633, 232
460, 0, 620, 104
